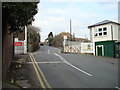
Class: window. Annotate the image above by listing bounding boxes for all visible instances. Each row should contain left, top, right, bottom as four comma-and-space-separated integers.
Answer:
99, 33, 102, 36
94, 27, 107, 37
98, 28, 102, 31
94, 33, 98, 36
103, 32, 107, 35
103, 27, 107, 31
103, 27, 107, 36
95, 29, 98, 32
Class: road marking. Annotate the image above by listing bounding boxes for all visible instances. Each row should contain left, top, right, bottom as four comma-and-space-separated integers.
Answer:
115, 87, 120, 90
31, 54, 52, 88
29, 54, 45, 88
66, 63, 92, 77
33, 51, 41, 55
27, 61, 64, 64
48, 50, 50, 54
54, 53, 70, 63
54, 53, 92, 77
59, 50, 61, 53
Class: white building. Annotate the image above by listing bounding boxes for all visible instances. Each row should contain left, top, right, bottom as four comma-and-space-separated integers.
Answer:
88, 20, 120, 57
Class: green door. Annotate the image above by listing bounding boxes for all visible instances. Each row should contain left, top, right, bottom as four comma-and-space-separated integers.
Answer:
97, 46, 102, 56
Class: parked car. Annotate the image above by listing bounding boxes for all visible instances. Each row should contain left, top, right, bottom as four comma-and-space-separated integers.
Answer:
40, 42, 44, 46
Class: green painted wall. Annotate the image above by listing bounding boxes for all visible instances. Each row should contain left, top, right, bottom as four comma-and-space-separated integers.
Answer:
95, 41, 115, 57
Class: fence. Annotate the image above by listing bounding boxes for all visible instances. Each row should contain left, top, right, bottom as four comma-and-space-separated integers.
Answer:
64, 41, 93, 54
14, 38, 27, 54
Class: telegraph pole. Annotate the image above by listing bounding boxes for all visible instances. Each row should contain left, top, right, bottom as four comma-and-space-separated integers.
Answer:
70, 19, 72, 41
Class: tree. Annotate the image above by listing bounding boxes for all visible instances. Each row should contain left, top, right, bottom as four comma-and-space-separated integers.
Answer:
48, 32, 53, 38
3, 2, 38, 32
52, 32, 72, 47
48, 32, 53, 46
2, 2, 39, 79
27, 25, 40, 52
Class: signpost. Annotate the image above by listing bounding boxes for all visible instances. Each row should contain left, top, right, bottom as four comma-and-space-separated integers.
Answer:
14, 42, 22, 46
63, 35, 67, 52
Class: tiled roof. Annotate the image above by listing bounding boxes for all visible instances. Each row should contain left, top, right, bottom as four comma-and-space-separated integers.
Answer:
74, 38, 90, 42
88, 20, 120, 28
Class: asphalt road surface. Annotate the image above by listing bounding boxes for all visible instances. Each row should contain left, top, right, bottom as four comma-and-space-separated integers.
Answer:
28, 45, 118, 88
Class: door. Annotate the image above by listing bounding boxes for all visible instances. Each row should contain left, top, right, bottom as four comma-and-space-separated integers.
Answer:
97, 46, 102, 56
96, 45, 103, 56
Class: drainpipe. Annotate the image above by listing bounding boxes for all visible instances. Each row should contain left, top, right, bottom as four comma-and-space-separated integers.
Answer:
111, 25, 113, 41
111, 25, 116, 58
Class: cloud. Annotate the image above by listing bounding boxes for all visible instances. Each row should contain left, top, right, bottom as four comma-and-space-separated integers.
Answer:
32, 1, 118, 41
43, 0, 119, 2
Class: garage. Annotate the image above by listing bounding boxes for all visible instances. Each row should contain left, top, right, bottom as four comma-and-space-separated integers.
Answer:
95, 41, 116, 58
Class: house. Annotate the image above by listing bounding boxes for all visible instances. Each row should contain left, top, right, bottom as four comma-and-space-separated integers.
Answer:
73, 38, 90, 42
88, 20, 120, 58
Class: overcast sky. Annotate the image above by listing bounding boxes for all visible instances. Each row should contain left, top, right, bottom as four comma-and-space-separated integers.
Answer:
32, 0, 119, 42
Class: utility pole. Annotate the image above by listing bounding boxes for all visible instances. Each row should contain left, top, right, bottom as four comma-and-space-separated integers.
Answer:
24, 26, 27, 54
70, 19, 72, 41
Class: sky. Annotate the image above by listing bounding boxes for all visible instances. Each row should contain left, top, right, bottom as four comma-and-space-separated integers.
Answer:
32, 0, 119, 42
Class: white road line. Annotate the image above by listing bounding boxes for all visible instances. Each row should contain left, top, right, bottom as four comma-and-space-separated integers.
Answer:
59, 50, 61, 53
115, 87, 120, 90
54, 53, 70, 64
33, 51, 38, 55
33, 51, 41, 55
54, 53, 92, 77
27, 61, 64, 64
66, 63, 92, 77
48, 50, 50, 54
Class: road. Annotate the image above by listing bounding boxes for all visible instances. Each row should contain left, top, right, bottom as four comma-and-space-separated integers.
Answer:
28, 45, 118, 88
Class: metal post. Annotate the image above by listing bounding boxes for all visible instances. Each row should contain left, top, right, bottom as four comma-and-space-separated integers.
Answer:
63, 39, 66, 52
24, 26, 27, 54
70, 20, 72, 41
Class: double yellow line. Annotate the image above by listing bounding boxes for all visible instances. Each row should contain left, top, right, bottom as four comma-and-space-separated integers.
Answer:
29, 53, 51, 88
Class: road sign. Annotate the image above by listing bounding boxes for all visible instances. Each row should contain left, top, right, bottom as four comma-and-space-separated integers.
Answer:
14, 42, 22, 46
64, 35, 67, 40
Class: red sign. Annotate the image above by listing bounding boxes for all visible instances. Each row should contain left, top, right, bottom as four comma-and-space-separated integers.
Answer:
14, 42, 22, 46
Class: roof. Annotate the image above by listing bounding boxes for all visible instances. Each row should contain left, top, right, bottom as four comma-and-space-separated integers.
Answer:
88, 20, 120, 28
74, 38, 90, 42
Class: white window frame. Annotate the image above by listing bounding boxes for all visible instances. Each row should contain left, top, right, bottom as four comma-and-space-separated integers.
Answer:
94, 27, 107, 37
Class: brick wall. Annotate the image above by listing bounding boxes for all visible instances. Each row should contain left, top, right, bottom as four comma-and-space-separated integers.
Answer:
2, 21, 14, 81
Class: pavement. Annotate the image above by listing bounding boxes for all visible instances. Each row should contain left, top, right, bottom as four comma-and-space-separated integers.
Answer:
3, 54, 41, 89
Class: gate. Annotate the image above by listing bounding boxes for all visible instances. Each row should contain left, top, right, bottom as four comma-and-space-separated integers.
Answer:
14, 38, 27, 54
63, 41, 93, 54
115, 42, 120, 58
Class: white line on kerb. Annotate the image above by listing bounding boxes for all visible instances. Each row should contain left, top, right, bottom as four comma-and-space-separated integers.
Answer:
33, 51, 39, 55
27, 61, 64, 64
48, 50, 50, 54
54, 53, 92, 77
33, 51, 41, 55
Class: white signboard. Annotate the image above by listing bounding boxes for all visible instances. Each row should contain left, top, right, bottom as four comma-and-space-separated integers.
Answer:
81, 43, 93, 53
63, 35, 67, 40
